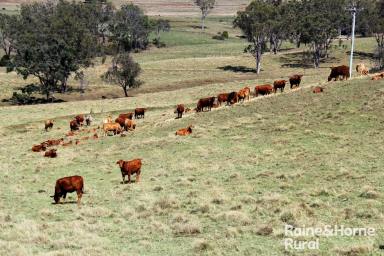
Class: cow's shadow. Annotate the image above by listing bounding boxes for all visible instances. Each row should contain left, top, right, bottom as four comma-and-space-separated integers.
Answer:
120, 180, 138, 184
217, 65, 257, 73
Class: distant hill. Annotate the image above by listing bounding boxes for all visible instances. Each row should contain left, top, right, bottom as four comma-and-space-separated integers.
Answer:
0, 0, 251, 16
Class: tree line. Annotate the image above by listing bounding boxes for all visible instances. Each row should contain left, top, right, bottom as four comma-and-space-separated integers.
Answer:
0, 0, 170, 101
235, 0, 384, 74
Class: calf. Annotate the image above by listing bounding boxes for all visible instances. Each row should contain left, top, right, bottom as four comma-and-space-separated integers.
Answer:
175, 104, 185, 119
32, 143, 47, 152
328, 65, 349, 81
176, 125, 193, 136
51, 175, 84, 205
70, 120, 79, 131
289, 74, 303, 89
44, 149, 57, 158
116, 159, 142, 184
44, 120, 54, 131
124, 119, 136, 131
196, 97, 215, 112
238, 87, 251, 102
134, 108, 146, 119
85, 114, 93, 126
217, 93, 229, 106
75, 115, 84, 126
313, 86, 324, 94
273, 80, 287, 93
103, 123, 122, 136
356, 63, 369, 76
255, 85, 273, 97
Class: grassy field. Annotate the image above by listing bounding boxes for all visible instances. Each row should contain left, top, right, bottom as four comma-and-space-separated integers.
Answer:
0, 6, 384, 256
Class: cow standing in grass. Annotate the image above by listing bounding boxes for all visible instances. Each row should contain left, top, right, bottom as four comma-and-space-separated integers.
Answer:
116, 159, 142, 184
51, 176, 84, 206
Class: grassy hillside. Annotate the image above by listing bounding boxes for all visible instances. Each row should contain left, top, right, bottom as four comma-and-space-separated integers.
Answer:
0, 76, 384, 255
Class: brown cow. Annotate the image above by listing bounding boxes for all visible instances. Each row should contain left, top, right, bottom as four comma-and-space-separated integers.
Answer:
116, 159, 142, 184
238, 87, 251, 102
119, 113, 134, 120
313, 86, 324, 93
103, 123, 122, 136
70, 120, 79, 131
273, 80, 287, 93
75, 115, 84, 126
196, 97, 215, 112
115, 117, 126, 128
328, 65, 349, 81
135, 108, 146, 119
175, 104, 185, 119
32, 143, 47, 152
289, 74, 303, 89
44, 120, 54, 131
176, 125, 193, 136
255, 85, 273, 97
217, 93, 229, 106
227, 91, 238, 105
124, 119, 136, 131
51, 176, 84, 205
44, 149, 57, 158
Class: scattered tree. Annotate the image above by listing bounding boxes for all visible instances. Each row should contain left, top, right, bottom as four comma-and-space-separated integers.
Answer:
103, 53, 142, 97
152, 18, 170, 47
194, 0, 215, 31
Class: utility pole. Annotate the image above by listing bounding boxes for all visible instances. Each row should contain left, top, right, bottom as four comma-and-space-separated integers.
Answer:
348, 6, 357, 78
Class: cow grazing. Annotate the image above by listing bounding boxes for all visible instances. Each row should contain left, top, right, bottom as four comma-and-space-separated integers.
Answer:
328, 65, 350, 81
44, 120, 54, 131
196, 97, 215, 112
176, 125, 193, 136
313, 86, 324, 94
32, 143, 47, 152
103, 123, 122, 136
289, 74, 303, 89
75, 115, 84, 126
44, 149, 57, 158
255, 85, 273, 97
85, 114, 93, 126
119, 113, 134, 120
238, 87, 251, 102
175, 104, 185, 119
70, 120, 79, 131
356, 63, 369, 76
51, 176, 84, 205
116, 159, 142, 184
124, 119, 136, 131
217, 93, 229, 106
227, 91, 238, 105
134, 108, 146, 119
273, 80, 287, 93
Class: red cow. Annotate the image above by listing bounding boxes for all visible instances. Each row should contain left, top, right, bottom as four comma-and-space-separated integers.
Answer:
75, 115, 84, 126
32, 143, 47, 152
44, 149, 57, 158
119, 113, 133, 120
313, 86, 324, 93
196, 97, 215, 112
273, 80, 287, 93
227, 91, 238, 105
44, 120, 54, 131
217, 93, 229, 106
51, 176, 84, 205
238, 87, 251, 102
116, 159, 142, 184
255, 85, 273, 97
176, 125, 193, 136
70, 120, 79, 131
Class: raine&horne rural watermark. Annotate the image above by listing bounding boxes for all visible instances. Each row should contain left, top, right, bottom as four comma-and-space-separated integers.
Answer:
284, 224, 375, 250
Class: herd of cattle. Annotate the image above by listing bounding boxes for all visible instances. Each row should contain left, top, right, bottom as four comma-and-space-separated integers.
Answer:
30, 64, 383, 206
